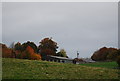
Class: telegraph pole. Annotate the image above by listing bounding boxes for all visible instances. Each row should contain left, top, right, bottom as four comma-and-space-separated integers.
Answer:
77, 51, 79, 59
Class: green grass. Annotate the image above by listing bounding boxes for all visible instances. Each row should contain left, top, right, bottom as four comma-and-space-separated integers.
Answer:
80, 61, 118, 69
2, 58, 120, 79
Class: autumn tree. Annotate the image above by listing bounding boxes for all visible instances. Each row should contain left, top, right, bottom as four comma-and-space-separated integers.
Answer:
2, 43, 13, 58
91, 47, 108, 61
91, 47, 118, 61
106, 48, 118, 61
21, 46, 33, 59
22, 41, 38, 53
2, 42, 41, 60
2, 43, 7, 48
14, 42, 23, 51
21, 46, 41, 60
38, 38, 58, 60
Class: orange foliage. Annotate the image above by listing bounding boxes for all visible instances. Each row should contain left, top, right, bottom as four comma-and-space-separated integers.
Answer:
20, 46, 41, 60
1, 43, 12, 58
2, 47, 12, 58
40, 49, 56, 56
26, 46, 34, 54
2, 44, 41, 60
91, 47, 118, 61
30, 53, 41, 60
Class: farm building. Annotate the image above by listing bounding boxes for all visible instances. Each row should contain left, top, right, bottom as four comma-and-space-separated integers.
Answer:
44, 55, 95, 64
45, 55, 73, 63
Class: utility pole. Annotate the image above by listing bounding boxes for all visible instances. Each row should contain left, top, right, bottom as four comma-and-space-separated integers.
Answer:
77, 51, 79, 59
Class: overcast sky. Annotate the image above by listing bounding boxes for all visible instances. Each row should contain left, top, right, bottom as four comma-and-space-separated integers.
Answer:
2, 2, 118, 58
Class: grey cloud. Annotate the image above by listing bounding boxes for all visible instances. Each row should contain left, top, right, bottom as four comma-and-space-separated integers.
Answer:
2, 2, 118, 58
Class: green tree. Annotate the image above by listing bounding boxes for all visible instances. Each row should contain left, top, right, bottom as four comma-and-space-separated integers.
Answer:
57, 49, 67, 57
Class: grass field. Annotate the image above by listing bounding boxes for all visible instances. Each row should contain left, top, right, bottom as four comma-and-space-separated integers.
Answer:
2, 58, 120, 79
80, 61, 118, 69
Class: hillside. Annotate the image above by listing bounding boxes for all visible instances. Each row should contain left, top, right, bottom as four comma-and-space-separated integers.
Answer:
80, 61, 118, 69
2, 58, 119, 79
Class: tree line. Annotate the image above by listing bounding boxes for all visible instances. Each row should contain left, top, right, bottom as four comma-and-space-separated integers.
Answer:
1, 38, 120, 66
1, 38, 68, 60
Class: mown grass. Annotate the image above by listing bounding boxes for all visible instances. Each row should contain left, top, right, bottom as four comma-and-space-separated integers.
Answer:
2, 58, 120, 79
80, 61, 118, 69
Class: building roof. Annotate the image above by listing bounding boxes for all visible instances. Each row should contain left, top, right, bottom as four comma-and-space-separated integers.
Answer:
48, 55, 73, 60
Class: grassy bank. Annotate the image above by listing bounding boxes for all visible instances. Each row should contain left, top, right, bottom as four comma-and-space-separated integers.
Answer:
80, 61, 118, 69
2, 58, 119, 79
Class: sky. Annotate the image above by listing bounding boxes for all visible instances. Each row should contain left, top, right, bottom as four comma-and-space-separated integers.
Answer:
118, 2, 120, 48
2, 2, 118, 58
0, 3, 2, 43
